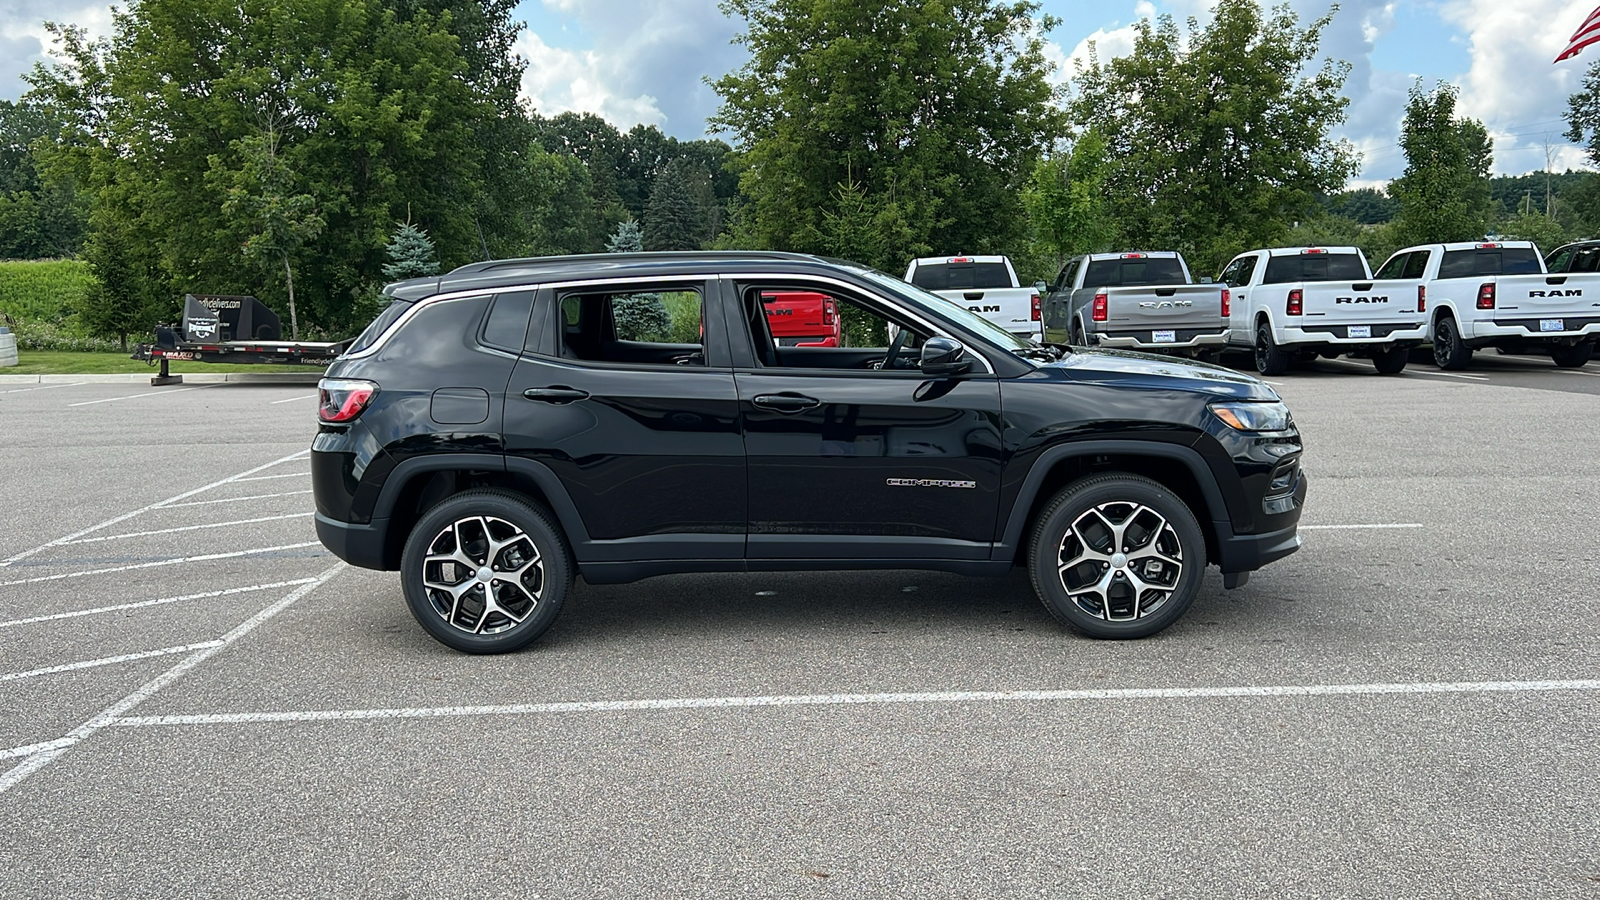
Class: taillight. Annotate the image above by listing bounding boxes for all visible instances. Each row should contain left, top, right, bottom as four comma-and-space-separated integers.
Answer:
319, 378, 378, 423
1477, 283, 1495, 309
1030, 292, 1041, 321
1092, 292, 1108, 322
1221, 288, 1231, 318
1286, 289, 1303, 316
1417, 285, 1426, 313
823, 300, 835, 325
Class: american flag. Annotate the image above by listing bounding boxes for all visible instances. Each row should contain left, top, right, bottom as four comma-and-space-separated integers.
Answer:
1557, 5, 1600, 61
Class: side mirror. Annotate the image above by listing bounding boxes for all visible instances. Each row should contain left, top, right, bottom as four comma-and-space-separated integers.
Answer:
919, 336, 973, 376
1198, 275, 1214, 284
1033, 281, 1048, 293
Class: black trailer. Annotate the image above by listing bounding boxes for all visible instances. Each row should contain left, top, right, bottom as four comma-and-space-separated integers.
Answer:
131, 294, 351, 385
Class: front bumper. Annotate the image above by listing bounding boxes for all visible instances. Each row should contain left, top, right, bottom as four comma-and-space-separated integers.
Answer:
1214, 469, 1307, 575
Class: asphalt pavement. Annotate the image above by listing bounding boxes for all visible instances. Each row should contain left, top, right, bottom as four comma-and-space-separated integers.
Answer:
0, 362, 1596, 898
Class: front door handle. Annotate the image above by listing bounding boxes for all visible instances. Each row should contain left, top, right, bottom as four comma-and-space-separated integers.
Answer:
522, 386, 590, 404
751, 392, 821, 413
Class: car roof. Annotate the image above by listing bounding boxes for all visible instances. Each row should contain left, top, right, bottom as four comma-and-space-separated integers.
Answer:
383, 251, 864, 300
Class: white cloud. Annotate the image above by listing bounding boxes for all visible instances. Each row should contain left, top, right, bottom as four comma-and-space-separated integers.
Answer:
0, 2, 115, 101
516, 29, 666, 129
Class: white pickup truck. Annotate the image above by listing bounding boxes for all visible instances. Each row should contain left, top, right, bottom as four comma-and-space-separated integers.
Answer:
1039, 251, 1228, 356
1372, 241, 1599, 369
904, 255, 1041, 340
1219, 246, 1425, 375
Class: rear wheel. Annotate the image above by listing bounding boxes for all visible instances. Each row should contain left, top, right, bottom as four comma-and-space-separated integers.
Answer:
1027, 474, 1206, 639
1254, 322, 1289, 375
1372, 344, 1408, 375
400, 488, 572, 654
1551, 342, 1593, 368
1432, 316, 1472, 370
1070, 320, 1087, 347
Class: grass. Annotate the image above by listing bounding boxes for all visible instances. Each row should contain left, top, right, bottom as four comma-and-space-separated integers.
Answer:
0, 259, 94, 324
2, 349, 321, 375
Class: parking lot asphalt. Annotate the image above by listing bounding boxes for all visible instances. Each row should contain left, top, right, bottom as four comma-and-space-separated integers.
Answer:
1, 364, 1597, 898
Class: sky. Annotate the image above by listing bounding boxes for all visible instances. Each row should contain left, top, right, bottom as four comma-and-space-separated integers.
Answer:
2, 0, 1597, 186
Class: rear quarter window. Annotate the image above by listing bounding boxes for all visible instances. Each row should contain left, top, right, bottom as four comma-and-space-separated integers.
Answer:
345, 299, 413, 355
910, 262, 1013, 290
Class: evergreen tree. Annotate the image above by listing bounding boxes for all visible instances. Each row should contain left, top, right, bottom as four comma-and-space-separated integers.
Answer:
643, 159, 707, 251
383, 222, 441, 281
606, 218, 644, 253
605, 219, 669, 340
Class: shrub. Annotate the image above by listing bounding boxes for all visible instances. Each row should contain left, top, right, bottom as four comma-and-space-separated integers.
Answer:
0, 259, 95, 327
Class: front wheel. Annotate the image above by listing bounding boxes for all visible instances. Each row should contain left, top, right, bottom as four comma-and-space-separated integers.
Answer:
1027, 474, 1207, 639
1372, 344, 1408, 375
1551, 342, 1593, 368
400, 489, 573, 654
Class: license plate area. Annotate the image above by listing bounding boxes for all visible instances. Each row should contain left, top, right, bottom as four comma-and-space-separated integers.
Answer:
1152, 330, 1176, 343
1347, 325, 1371, 339
1540, 318, 1565, 332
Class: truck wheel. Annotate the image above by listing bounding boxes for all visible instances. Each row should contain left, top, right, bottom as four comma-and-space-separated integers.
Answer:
1371, 345, 1408, 375
400, 488, 573, 654
1551, 342, 1593, 368
1027, 474, 1206, 640
1070, 321, 1086, 346
1432, 316, 1472, 370
1254, 323, 1289, 375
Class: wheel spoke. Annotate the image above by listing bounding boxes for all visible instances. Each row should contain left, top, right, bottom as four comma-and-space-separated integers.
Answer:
420, 513, 546, 636
1057, 499, 1186, 623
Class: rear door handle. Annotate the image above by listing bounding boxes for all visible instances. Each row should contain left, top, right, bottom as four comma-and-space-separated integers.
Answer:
751, 393, 821, 412
522, 386, 590, 404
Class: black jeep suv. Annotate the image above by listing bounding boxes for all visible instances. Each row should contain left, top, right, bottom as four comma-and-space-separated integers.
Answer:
313, 251, 1306, 653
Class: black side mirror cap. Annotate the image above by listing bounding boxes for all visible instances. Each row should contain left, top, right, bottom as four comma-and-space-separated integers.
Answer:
919, 336, 973, 376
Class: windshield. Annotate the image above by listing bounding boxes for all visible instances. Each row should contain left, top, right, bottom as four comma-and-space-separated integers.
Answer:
856, 268, 1038, 353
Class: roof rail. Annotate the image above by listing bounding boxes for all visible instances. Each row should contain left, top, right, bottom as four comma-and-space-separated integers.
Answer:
446, 250, 822, 276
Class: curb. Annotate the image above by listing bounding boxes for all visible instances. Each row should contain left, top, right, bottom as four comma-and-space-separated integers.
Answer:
0, 372, 322, 385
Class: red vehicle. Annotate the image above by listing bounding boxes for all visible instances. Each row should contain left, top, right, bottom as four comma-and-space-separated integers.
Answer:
761, 290, 841, 346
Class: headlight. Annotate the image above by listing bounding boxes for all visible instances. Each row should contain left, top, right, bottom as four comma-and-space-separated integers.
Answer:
1209, 400, 1291, 432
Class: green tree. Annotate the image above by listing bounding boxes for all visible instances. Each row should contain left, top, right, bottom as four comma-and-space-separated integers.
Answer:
71, 220, 163, 349
1495, 210, 1565, 252
1070, 0, 1357, 272
0, 99, 86, 259
1023, 130, 1117, 276
712, 0, 1063, 265
1389, 82, 1493, 246
382, 222, 441, 281
605, 219, 669, 340
1324, 187, 1397, 225
606, 219, 644, 253
644, 158, 710, 251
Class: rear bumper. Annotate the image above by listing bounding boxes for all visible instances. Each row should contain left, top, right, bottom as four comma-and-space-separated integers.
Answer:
1280, 322, 1427, 345
1093, 330, 1228, 350
316, 511, 392, 570
1464, 318, 1600, 341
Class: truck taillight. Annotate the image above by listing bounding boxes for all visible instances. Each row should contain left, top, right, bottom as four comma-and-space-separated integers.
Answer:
1476, 283, 1496, 309
823, 300, 835, 325
1417, 285, 1426, 313
1221, 288, 1231, 318
1092, 292, 1108, 322
1030, 292, 1041, 321
1286, 289, 1303, 316
319, 378, 378, 423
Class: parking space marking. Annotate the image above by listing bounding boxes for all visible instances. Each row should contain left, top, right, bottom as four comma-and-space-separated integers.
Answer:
0, 383, 83, 394
0, 449, 309, 569
0, 541, 324, 588
0, 739, 76, 761
230, 472, 308, 483
1300, 523, 1423, 530
0, 642, 225, 683
0, 563, 343, 796
1401, 370, 1490, 381
67, 385, 214, 407
158, 490, 313, 509
269, 393, 318, 404
60, 513, 306, 545
0, 579, 317, 629
106, 677, 1600, 728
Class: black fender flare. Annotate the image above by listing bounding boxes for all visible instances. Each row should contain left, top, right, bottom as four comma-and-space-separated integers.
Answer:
370, 453, 594, 551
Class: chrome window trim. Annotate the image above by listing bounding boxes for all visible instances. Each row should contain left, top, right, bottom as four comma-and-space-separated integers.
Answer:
342, 290, 520, 361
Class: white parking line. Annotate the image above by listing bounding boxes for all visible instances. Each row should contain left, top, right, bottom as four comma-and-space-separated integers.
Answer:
0, 642, 224, 683
68, 385, 214, 407
0, 542, 324, 588
1, 382, 83, 394
230, 472, 308, 483
0, 564, 343, 795
61, 514, 306, 545
0, 449, 309, 569
0, 579, 318, 629
158, 490, 313, 509
269, 394, 318, 404
0, 739, 76, 761
1402, 370, 1490, 381
105, 677, 1600, 728
1300, 523, 1424, 530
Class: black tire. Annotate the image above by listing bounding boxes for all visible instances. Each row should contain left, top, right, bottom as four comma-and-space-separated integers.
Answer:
1432, 315, 1472, 370
1371, 344, 1408, 375
1027, 474, 1207, 639
400, 488, 573, 654
1254, 322, 1289, 375
1070, 320, 1087, 347
1551, 342, 1593, 368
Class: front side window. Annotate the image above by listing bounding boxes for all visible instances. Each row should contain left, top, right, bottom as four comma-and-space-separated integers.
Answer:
739, 283, 937, 372
558, 286, 706, 367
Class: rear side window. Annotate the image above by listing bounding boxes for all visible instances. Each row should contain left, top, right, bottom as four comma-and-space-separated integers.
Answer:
1437, 248, 1542, 279
1401, 252, 1429, 279
1081, 257, 1187, 288
910, 262, 1013, 290
345, 299, 413, 355
480, 290, 536, 352
1374, 253, 1409, 280
1261, 253, 1368, 284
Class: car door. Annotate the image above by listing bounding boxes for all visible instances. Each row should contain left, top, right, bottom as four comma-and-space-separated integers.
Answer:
1043, 257, 1081, 343
502, 277, 745, 561
719, 276, 1005, 562
1220, 253, 1258, 340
